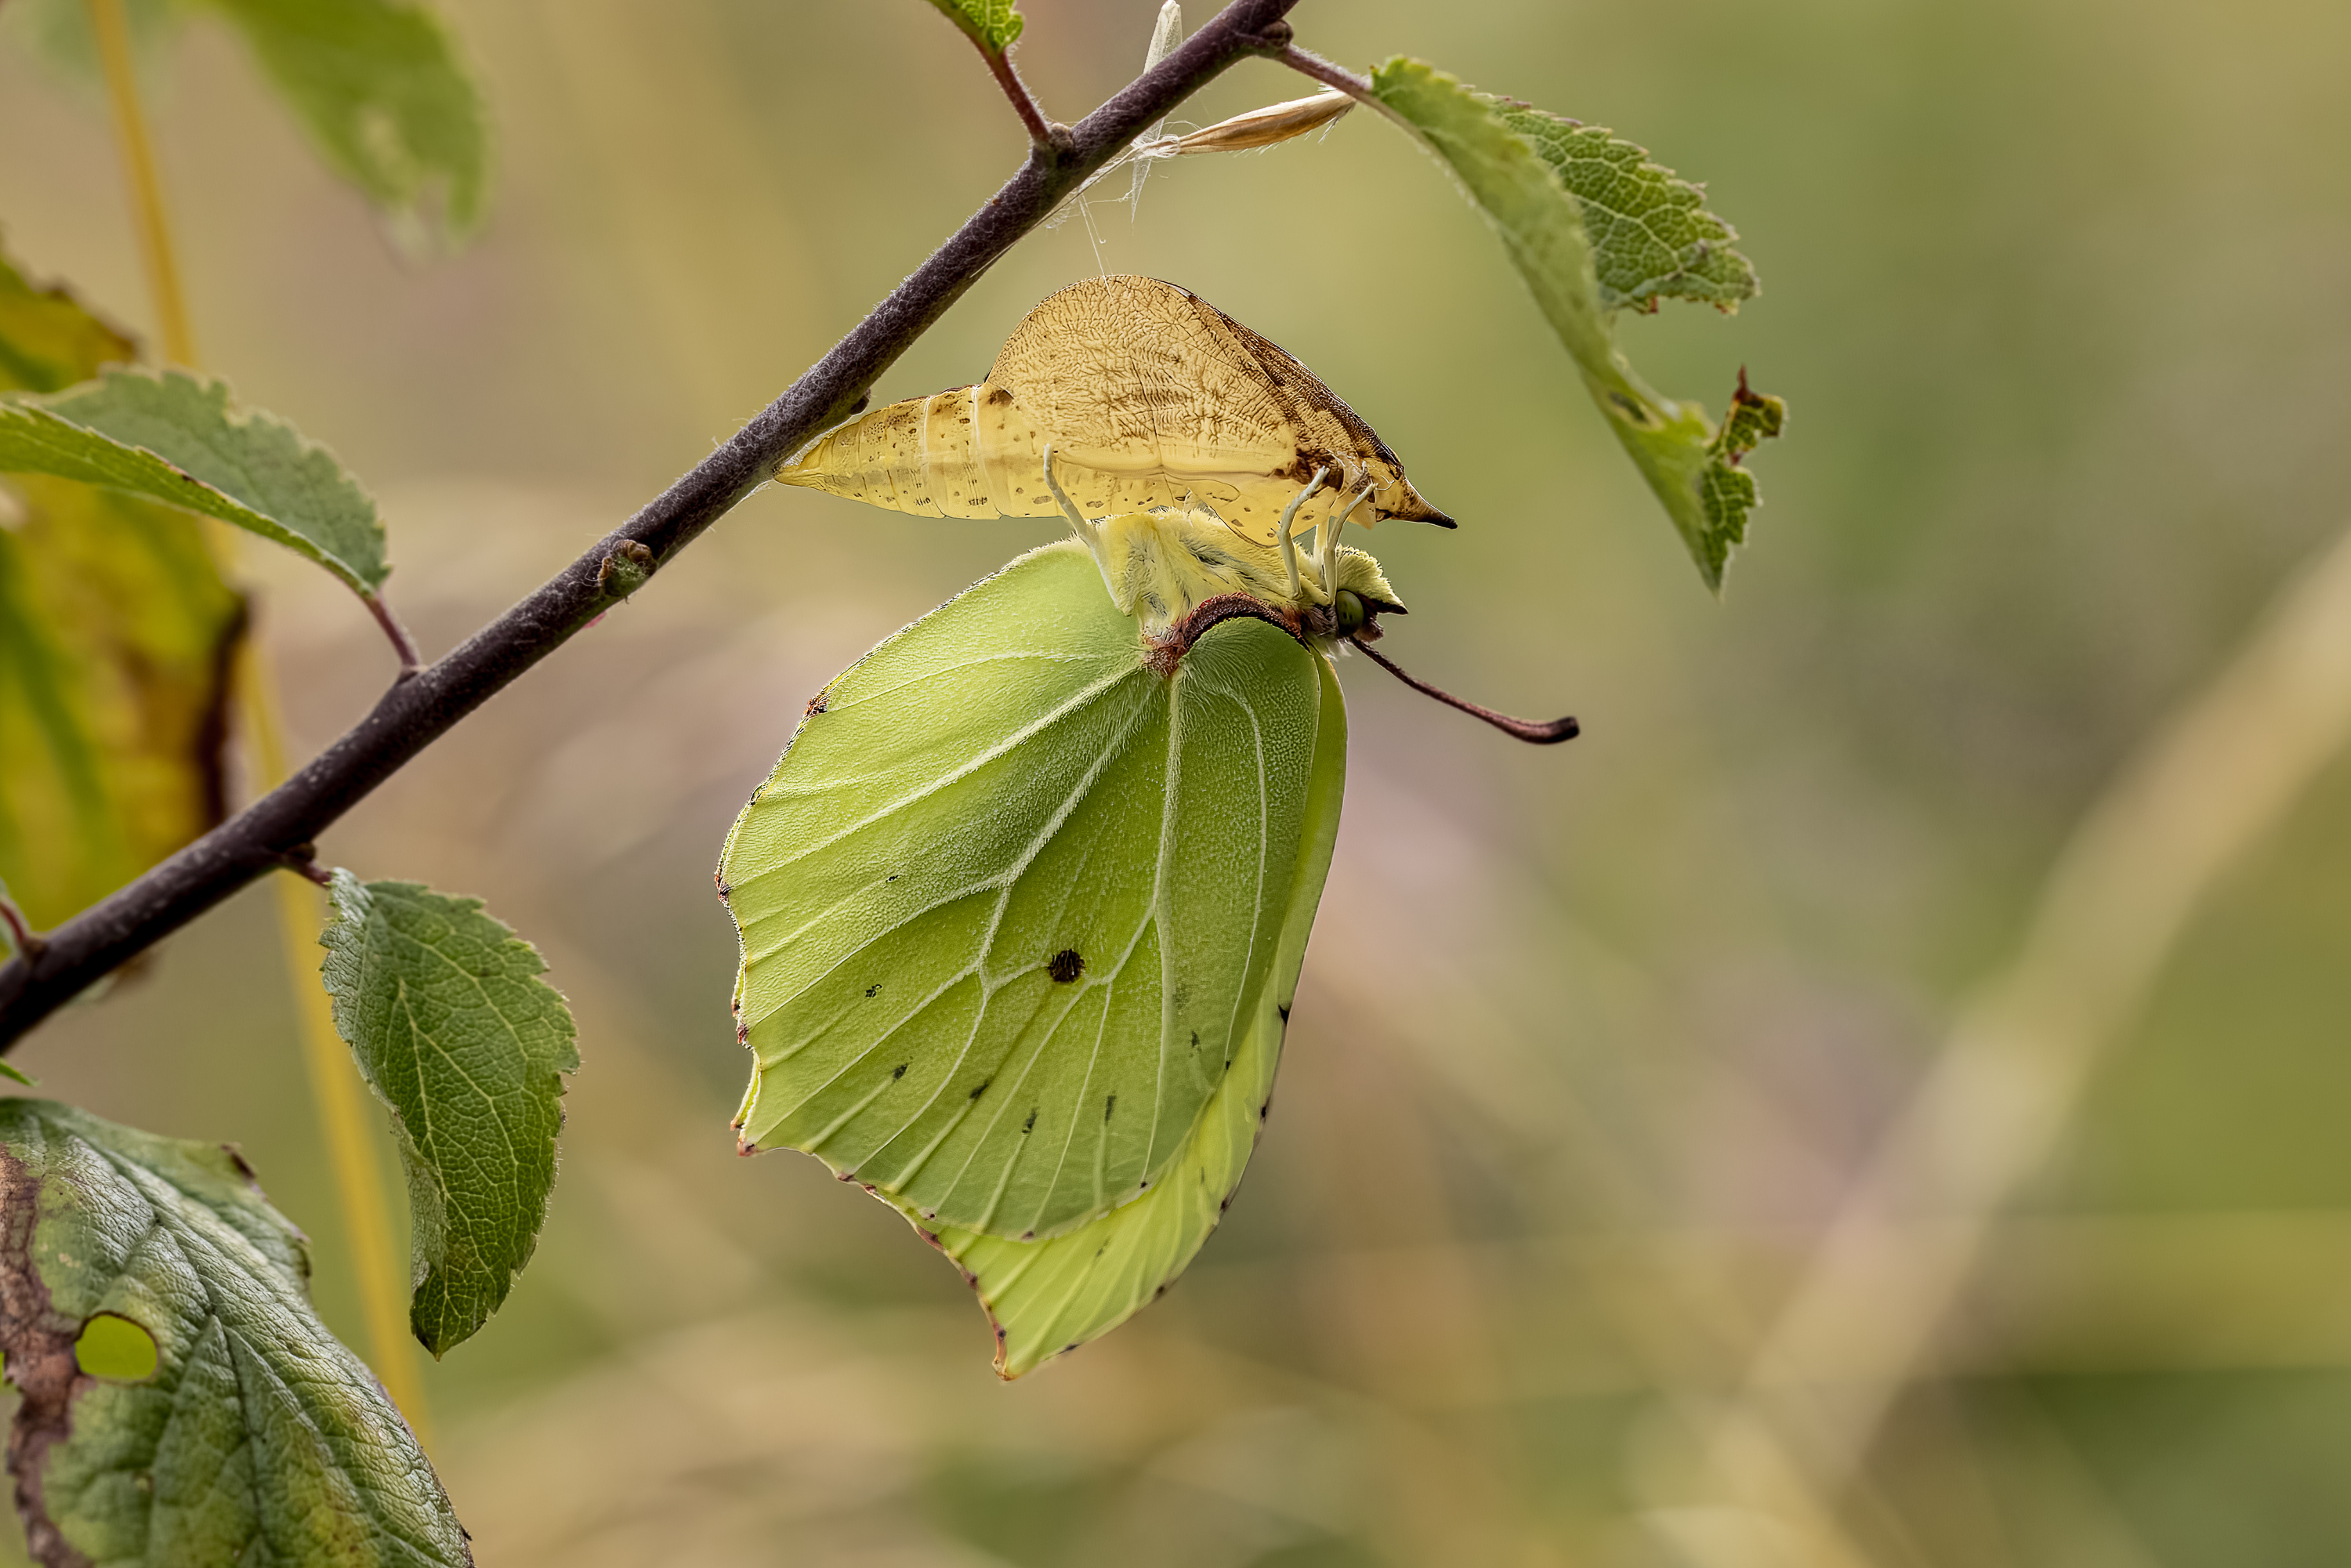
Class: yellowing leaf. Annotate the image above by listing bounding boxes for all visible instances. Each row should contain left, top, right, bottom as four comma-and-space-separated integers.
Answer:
1372, 59, 1784, 590
924, 0, 1023, 59
0, 1099, 469, 1563
0, 244, 241, 937
0, 241, 136, 395
0, 477, 243, 932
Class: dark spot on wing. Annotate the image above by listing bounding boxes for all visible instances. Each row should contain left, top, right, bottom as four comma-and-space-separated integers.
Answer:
1048, 948, 1085, 983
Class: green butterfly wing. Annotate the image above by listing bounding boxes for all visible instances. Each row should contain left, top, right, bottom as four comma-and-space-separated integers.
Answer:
918, 653, 1343, 1375
721, 541, 1346, 1368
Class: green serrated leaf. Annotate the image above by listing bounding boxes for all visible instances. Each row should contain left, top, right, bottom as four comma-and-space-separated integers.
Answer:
0, 366, 389, 596
320, 872, 578, 1358
1486, 99, 1758, 314
0, 238, 138, 396
0, 1098, 470, 1565
0, 248, 243, 937
924, 0, 1024, 58
1371, 59, 1783, 591
190, 0, 490, 245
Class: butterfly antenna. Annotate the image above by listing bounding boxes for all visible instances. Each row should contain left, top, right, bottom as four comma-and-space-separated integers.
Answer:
1353, 640, 1579, 745
1276, 467, 1329, 604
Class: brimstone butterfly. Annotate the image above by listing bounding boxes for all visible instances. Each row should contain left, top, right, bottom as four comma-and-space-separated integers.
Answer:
729, 284, 1571, 1377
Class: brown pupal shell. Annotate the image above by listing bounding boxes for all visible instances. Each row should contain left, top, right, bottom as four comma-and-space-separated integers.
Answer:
775, 275, 1452, 545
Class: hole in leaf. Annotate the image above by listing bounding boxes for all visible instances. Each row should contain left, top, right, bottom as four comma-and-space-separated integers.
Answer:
74, 1313, 158, 1382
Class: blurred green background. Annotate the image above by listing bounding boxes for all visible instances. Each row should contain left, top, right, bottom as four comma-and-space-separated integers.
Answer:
6, 0, 2351, 1562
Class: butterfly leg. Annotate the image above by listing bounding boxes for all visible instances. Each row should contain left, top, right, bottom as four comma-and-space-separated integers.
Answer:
1277, 466, 1330, 605
1316, 477, 1377, 599
1041, 444, 1098, 548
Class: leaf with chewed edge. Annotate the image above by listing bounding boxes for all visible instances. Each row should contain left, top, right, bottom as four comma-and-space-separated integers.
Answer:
0, 1097, 470, 1566
321, 873, 578, 1356
1372, 59, 1784, 591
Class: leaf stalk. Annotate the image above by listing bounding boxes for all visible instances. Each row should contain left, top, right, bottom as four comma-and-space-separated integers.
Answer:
975, 38, 1060, 150
364, 592, 426, 678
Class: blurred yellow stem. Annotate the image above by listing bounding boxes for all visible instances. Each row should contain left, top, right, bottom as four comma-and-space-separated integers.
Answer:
82, 0, 196, 368
1704, 516, 2351, 1525
84, 0, 429, 1439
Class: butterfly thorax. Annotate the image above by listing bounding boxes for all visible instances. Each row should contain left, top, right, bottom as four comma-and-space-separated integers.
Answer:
1077, 508, 1405, 650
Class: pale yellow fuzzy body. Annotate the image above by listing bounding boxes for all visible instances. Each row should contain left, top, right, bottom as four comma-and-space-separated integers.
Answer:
1078, 507, 1404, 643
776, 276, 1451, 547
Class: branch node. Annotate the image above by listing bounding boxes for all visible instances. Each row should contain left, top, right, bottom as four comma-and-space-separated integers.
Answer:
596, 540, 658, 600
277, 845, 333, 887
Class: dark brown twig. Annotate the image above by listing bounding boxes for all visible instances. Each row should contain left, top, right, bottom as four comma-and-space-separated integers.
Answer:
1272, 43, 1413, 132
0, 0, 1301, 1050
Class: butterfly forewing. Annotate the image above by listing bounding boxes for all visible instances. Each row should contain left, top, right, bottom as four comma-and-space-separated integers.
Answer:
723, 543, 1328, 1243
